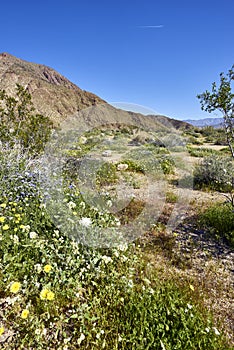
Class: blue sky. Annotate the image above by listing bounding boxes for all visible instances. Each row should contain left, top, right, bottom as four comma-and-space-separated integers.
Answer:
1, 0, 234, 120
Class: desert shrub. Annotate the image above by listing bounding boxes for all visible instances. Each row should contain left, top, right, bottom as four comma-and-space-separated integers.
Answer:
187, 147, 217, 157
187, 136, 203, 145
200, 126, 217, 138
123, 149, 175, 176
193, 155, 234, 191
166, 191, 178, 203
199, 203, 234, 247
96, 162, 118, 186
0, 85, 53, 154
117, 159, 145, 173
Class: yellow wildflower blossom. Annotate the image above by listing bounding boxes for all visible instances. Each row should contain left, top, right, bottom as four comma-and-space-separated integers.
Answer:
10, 282, 21, 293
40, 288, 55, 301
0, 217, 5, 223
46, 291, 55, 301
21, 309, 29, 319
0, 203, 7, 208
2, 224, 9, 231
44, 265, 52, 273
0, 326, 4, 336
189, 284, 195, 292
40, 288, 49, 300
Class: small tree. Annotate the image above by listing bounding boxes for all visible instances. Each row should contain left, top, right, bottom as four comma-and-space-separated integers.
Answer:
197, 65, 234, 157
0, 84, 53, 154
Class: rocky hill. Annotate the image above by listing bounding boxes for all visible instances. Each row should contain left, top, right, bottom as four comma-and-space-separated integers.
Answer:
0, 53, 105, 125
0, 52, 191, 130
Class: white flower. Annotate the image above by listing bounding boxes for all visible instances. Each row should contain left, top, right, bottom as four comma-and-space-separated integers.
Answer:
77, 333, 85, 345
79, 217, 92, 228
128, 279, 134, 288
102, 255, 113, 264
34, 264, 42, 272
117, 163, 128, 171
213, 327, 220, 336
79, 136, 87, 144
205, 327, 210, 333
29, 231, 38, 239
106, 200, 112, 207
115, 219, 121, 226
187, 303, 193, 310
67, 201, 76, 210
11, 235, 19, 244
114, 250, 119, 258
117, 243, 128, 251
160, 340, 166, 350
79, 202, 86, 209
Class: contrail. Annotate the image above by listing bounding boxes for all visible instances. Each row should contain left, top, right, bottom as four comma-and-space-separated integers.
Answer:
138, 25, 164, 28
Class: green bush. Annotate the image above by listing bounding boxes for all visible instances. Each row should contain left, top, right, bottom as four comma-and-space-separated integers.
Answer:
194, 155, 234, 191
199, 203, 234, 247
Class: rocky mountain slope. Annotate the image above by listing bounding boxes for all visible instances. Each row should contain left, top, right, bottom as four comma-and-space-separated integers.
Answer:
0, 53, 105, 125
0, 52, 191, 130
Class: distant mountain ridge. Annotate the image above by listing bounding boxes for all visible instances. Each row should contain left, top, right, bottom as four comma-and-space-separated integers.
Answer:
0, 52, 190, 130
185, 117, 223, 128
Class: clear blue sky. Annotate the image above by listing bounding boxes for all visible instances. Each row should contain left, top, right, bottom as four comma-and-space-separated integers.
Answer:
1, 0, 234, 120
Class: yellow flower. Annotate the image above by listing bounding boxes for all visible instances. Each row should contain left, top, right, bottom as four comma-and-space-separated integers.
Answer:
44, 265, 52, 273
21, 309, 29, 319
0, 326, 4, 336
40, 288, 55, 301
46, 291, 55, 301
189, 284, 195, 292
40, 288, 49, 300
0, 217, 5, 223
10, 282, 21, 293
0, 203, 7, 208
2, 224, 9, 230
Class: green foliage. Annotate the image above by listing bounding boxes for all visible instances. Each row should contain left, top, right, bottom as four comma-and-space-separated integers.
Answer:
0, 84, 53, 154
197, 65, 234, 157
199, 203, 234, 247
194, 155, 234, 191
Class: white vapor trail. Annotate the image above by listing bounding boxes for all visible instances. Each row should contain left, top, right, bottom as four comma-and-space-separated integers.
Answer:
138, 25, 164, 28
